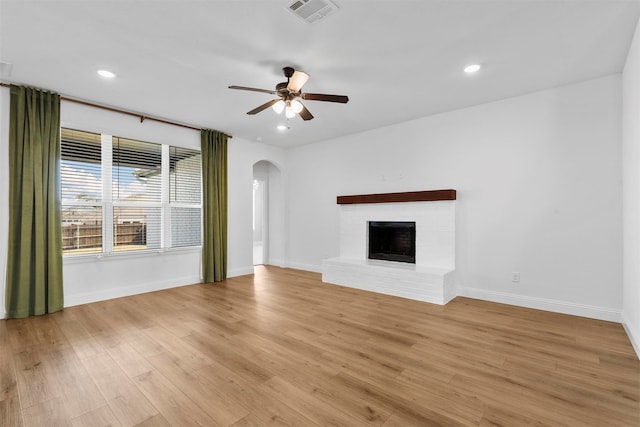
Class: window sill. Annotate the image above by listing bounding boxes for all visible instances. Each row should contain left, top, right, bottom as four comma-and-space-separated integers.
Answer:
63, 246, 202, 264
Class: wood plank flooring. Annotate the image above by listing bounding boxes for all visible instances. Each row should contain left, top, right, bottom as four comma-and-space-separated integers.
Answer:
1, 266, 638, 426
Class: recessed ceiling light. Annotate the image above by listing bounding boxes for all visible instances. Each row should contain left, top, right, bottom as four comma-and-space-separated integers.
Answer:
97, 69, 116, 78
464, 64, 481, 74
277, 125, 288, 131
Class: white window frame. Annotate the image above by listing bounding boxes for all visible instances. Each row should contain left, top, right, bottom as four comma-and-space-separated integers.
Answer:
168, 146, 203, 249
60, 129, 103, 254
62, 128, 202, 258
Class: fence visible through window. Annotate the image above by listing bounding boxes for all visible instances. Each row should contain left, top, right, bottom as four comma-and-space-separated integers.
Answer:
60, 127, 203, 255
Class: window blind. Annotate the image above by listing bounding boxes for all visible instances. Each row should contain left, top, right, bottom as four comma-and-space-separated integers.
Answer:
61, 129, 103, 254
61, 128, 102, 203
112, 137, 162, 203
112, 136, 162, 251
170, 147, 201, 204
170, 147, 202, 247
61, 129, 203, 255
171, 207, 202, 248
113, 206, 162, 251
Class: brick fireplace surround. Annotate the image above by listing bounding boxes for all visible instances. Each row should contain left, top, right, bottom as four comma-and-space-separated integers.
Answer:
322, 190, 457, 305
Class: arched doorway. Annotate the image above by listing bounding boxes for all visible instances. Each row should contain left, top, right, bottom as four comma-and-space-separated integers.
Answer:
252, 160, 284, 266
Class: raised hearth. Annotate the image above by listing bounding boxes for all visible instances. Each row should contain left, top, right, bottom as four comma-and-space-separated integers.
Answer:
322, 189, 456, 305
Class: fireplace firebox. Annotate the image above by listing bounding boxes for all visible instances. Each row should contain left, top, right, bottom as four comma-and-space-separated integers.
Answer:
368, 221, 416, 264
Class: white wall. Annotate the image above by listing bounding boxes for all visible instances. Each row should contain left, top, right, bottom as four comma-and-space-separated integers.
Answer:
286, 75, 623, 321
227, 139, 286, 276
266, 162, 286, 266
60, 101, 204, 307
0, 92, 286, 316
252, 160, 286, 267
1, 68, 629, 336
253, 162, 267, 243
623, 16, 640, 357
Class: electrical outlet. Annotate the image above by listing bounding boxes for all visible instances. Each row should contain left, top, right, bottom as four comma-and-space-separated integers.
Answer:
512, 272, 520, 283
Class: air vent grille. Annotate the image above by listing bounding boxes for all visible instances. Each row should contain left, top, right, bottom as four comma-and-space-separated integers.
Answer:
287, 0, 339, 24
290, 0, 305, 11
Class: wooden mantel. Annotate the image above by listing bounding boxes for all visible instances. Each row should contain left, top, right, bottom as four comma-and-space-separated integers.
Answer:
337, 189, 456, 205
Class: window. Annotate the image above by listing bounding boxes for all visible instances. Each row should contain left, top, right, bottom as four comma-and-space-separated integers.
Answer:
61, 129, 103, 254
170, 147, 202, 248
112, 137, 162, 251
60, 128, 202, 255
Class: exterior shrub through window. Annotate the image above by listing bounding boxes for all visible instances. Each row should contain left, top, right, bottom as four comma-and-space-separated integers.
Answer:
61, 128, 202, 254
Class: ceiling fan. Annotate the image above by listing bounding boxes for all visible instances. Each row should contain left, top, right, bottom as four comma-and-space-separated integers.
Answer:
229, 66, 349, 121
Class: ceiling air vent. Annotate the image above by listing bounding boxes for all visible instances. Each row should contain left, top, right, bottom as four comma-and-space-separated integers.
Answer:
286, 0, 339, 24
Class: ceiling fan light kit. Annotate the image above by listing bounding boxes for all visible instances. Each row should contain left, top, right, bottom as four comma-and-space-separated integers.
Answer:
272, 100, 285, 114
229, 66, 349, 122
290, 99, 304, 113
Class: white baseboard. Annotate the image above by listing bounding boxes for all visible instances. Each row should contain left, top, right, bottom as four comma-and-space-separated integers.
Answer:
267, 258, 286, 268
227, 266, 255, 278
456, 286, 622, 322
64, 275, 201, 308
284, 261, 322, 273
622, 312, 640, 360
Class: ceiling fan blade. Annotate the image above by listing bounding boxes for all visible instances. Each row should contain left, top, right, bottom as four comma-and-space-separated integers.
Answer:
247, 99, 281, 115
302, 93, 349, 103
287, 71, 310, 93
229, 85, 276, 95
298, 104, 314, 121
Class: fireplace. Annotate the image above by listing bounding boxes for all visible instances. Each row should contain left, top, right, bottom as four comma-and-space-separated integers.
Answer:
324, 190, 456, 305
368, 221, 416, 264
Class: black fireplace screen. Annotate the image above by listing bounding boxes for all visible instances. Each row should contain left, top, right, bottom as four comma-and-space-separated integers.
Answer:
368, 221, 416, 264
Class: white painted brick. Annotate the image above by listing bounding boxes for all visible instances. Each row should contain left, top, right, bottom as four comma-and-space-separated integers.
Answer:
323, 199, 457, 305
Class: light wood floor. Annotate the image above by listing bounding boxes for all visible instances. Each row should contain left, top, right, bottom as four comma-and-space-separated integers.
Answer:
1, 266, 638, 426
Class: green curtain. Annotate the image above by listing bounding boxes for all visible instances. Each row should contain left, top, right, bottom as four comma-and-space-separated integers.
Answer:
201, 129, 228, 282
6, 86, 63, 318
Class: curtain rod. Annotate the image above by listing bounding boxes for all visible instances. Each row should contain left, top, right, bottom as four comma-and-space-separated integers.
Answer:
0, 82, 232, 138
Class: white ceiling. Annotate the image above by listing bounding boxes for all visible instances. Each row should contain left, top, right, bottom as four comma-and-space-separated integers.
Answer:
1, 0, 639, 147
